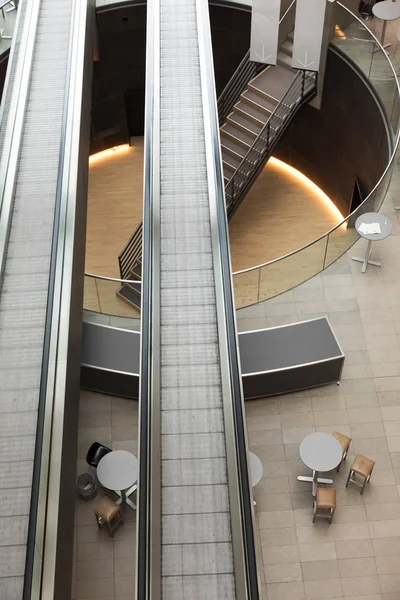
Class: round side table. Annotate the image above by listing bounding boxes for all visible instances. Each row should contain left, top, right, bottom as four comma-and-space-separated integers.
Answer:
298, 432, 342, 496
372, 1, 400, 50
352, 212, 391, 273
97, 450, 138, 510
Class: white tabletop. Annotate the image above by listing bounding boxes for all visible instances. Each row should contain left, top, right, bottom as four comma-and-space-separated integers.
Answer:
250, 451, 263, 487
299, 433, 342, 473
373, 1, 400, 21
355, 212, 392, 241
97, 450, 138, 491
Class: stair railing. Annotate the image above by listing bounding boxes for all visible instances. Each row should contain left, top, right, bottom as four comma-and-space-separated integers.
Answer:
217, 51, 264, 126
225, 70, 317, 217
217, 0, 297, 126
118, 220, 142, 279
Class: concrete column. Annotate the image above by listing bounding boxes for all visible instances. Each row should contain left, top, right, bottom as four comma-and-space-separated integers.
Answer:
310, 0, 336, 110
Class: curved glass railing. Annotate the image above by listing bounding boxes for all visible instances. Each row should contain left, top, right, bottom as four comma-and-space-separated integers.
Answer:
84, 2, 400, 318
84, 272, 141, 319
231, 1, 400, 308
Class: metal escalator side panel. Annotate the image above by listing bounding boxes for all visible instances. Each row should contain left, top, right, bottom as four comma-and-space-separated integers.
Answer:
196, 0, 260, 597
0, 0, 27, 152
137, 0, 259, 598
0, 0, 94, 598
136, 0, 161, 596
0, 0, 40, 276
25, 1, 95, 598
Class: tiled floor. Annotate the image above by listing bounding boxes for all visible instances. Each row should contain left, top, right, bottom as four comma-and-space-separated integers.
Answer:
72, 392, 138, 600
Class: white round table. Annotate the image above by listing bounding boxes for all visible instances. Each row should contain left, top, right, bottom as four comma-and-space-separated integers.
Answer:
372, 1, 400, 48
97, 450, 138, 509
298, 432, 342, 496
250, 452, 263, 487
352, 212, 392, 273
249, 451, 263, 506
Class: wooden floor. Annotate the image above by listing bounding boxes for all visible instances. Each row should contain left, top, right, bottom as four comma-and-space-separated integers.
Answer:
85, 137, 342, 315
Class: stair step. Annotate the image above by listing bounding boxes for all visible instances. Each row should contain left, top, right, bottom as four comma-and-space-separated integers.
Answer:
248, 81, 279, 105
221, 122, 254, 148
250, 64, 296, 101
129, 269, 141, 281
281, 40, 293, 57
116, 284, 141, 310
223, 164, 234, 183
288, 30, 294, 42
126, 278, 141, 294
234, 100, 267, 126
220, 135, 248, 160
241, 89, 277, 117
227, 112, 262, 136
277, 51, 293, 68
222, 150, 242, 170
131, 262, 142, 278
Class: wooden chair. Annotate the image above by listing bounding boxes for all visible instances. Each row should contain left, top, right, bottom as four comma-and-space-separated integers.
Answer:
313, 488, 336, 524
346, 454, 375, 495
93, 496, 123, 538
332, 431, 352, 471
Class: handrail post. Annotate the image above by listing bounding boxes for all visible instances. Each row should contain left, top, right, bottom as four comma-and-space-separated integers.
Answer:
301, 70, 306, 99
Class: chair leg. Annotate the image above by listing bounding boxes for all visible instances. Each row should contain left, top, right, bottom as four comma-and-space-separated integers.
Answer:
329, 507, 335, 524
312, 501, 317, 523
360, 476, 367, 495
345, 469, 352, 488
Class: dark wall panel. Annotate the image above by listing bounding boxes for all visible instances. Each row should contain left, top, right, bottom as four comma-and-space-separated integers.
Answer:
274, 49, 390, 217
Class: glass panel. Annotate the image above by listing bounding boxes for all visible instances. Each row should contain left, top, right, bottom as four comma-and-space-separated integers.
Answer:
83, 276, 141, 318
373, 165, 393, 213
332, 5, 400, 139
324, 221, 359, 268
83, 275, 100, 313
257, 238, 327, 303
233, 269, 260, 309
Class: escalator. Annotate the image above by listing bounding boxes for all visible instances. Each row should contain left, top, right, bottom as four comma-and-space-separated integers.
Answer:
0, 1, 93, 597
137, 0, 259, 598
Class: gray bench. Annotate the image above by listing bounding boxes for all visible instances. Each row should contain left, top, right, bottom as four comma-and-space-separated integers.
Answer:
81, 316, 345, 399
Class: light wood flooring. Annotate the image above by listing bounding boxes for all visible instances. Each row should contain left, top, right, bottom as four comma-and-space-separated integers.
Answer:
85, 137, 341, 315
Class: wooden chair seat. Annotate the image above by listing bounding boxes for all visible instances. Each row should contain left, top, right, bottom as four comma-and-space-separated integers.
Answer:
332, 431, 352, 472
352, 454, 374, 478
346, 454, 375, 495
316, 488, 336, 509
94, 496, 123, 537
313, 487, 336, 523
332, 431, 351, 453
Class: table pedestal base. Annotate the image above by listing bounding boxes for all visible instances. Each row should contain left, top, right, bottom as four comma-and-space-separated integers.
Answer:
352, 240, 381, 273
297, 472, 333, 496
116, 484, 137, 510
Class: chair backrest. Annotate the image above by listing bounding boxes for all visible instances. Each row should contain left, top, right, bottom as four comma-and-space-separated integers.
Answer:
86, 442, 112, 467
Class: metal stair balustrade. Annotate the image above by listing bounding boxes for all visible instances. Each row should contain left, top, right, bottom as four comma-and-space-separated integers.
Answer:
225, 70, 317, 218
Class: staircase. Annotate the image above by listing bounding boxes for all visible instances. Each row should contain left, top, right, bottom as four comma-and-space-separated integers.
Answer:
220, 65, 297, 185
118, 32, 316, 310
